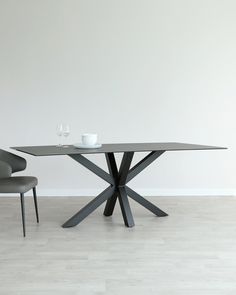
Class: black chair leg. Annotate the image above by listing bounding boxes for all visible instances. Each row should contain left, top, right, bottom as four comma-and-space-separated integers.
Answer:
33, 187, 39, 223
20, 193, 26, 237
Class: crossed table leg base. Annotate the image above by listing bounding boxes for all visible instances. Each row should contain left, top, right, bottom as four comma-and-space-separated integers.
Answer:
62, 151, 168, 228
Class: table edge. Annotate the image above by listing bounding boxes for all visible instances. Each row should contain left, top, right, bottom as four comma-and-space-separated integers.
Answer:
11, 142, 227, 157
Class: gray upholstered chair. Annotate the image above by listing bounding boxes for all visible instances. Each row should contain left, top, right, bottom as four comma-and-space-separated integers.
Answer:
0, 149, 39, 236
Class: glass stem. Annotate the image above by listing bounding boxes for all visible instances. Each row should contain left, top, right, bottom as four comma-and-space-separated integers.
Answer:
58, 135, 62, 146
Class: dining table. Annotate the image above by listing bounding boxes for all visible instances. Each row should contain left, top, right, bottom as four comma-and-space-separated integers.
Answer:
12, 142, 226, 228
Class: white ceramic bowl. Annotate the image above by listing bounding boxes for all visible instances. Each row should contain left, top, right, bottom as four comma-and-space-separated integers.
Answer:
82, 133, 98, 146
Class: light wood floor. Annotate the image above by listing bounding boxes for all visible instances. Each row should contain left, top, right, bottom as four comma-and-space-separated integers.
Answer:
0, 196, 236, 295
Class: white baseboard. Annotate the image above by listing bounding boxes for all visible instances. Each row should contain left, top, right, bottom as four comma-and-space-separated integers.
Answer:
134, 188, 236, 197
2, 188, 234, 197
17, 188, 236, 197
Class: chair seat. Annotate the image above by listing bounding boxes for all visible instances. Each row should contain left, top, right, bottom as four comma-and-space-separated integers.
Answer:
0, 176, 38, 193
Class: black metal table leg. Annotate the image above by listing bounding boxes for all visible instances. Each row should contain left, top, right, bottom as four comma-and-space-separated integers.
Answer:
69, 154, 114, 185
104, 152, 135, 226
118, 152, 134, 185
64, 150, 168, 228
126, 151, 165, 184
103, 153, 119, 216
126, 186, 168, 217
103, 192, 118, 216
118, 186, 135, 227
62, 186, 115, 228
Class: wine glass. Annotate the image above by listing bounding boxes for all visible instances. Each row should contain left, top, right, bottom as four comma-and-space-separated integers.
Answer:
56, 124, 64, 146
62, 124, 70, 147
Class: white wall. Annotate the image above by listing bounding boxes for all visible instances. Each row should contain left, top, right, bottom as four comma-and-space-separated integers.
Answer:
0, 0, 235, 196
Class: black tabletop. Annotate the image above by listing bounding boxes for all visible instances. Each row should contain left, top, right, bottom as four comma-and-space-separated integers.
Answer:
11, 142, 226, 156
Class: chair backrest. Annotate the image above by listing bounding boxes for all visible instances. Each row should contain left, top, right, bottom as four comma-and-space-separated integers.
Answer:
0, 149, 26, 173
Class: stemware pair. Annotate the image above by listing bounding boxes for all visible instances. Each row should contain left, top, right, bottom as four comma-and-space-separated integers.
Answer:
56, 123, 70, 147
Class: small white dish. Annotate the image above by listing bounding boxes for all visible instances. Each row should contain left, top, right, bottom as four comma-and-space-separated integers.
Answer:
73, 143, 102, 149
